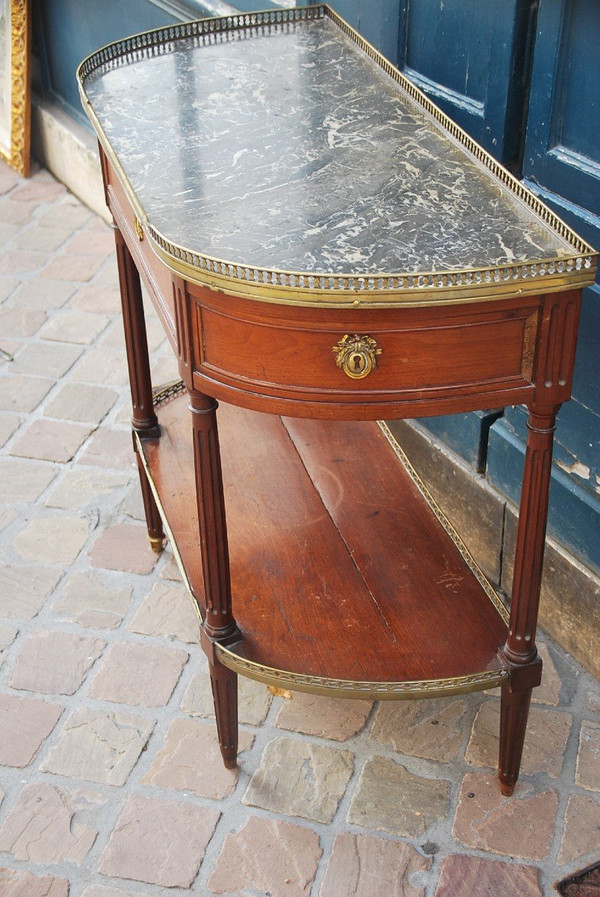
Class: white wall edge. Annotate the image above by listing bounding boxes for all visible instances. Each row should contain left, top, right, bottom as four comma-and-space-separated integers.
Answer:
31, 96, 110, 223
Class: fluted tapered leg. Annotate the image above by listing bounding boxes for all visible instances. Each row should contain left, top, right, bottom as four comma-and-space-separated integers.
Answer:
499, 407, 557, 793
113, 224, 163, 551
209, 660, 238, 768
190, 389, 240, 767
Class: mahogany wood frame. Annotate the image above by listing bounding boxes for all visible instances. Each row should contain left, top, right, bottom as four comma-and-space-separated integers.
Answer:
106, 144, 580, 796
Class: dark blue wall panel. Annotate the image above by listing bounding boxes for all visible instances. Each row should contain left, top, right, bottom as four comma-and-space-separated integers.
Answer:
487, 409, 600, 572
397, 0, 538, 171
523, 0, 600, 210
35, 0, 232, 126
327, 0, 402, 66
487, 0, 600, 576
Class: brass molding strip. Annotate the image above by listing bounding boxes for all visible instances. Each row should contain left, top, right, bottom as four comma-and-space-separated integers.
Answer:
214, 650, 509, 699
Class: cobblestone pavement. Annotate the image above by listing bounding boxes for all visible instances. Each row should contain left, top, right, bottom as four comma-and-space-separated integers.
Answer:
0, 159, 599, 897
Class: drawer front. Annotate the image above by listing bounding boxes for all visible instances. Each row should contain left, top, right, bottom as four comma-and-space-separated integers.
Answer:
190, 288, 540, 417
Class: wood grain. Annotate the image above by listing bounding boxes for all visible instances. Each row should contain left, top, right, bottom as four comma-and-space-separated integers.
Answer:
141, 394, 508, 690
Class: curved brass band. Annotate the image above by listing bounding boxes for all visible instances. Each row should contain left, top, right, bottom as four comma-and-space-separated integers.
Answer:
214, 646, 509, 699
146, 227, 595, 309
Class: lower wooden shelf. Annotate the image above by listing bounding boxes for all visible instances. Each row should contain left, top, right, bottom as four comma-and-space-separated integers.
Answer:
137, 385, 510, 700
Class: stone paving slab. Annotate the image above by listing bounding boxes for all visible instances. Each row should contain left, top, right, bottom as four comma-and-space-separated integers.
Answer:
208, 816, 322, 897
98, 794, 220, 888
0, 867, 70, 897
320, 831, 432, 897
1, 159, 599, 896
0, 693, 63, 766
0, 783, 98, 864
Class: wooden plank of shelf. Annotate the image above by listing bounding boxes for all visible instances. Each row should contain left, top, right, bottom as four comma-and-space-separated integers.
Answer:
139, 391, 509, 698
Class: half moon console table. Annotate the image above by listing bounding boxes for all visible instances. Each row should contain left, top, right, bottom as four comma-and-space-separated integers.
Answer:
78, 6, 597, 796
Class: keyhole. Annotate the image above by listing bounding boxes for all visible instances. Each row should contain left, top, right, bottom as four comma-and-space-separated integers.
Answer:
352, 352, 364, 373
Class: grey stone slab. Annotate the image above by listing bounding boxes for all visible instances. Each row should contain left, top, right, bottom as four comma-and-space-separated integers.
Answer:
243, 736, 353, 823
0, 374, 54, 413
128, 580, 200, 643
12, 278, 76, 309
0, 458, 56, 504
0, 564, 63, 619
10, 630, 105, 695
0, 623, 19, 667
0, 413, 20, 447
276, 692, 371, 741
51, 571, 131, 629
10, 341, 82, 377
142, 718, 253, 799
466, 700, 571, 779
0, 693, 63, 767
9, 419, 92, 463
370, 698, 468, 761
40, 706, 154, 786
89, 640, 188, 706
558, 792, 600, 865
434, 855, 542, 897
98, 794, 219, 888
0, 783, 97, 863
45, 467, 131, 510
576, 720, 600, 792
348, 756, 450, 837
208, 816, 322, 897
14, 516, 90, 565
43, 382, 118, 424
0, 867, 70, 897
453, 772, 557, 861
321, 831, 432, 897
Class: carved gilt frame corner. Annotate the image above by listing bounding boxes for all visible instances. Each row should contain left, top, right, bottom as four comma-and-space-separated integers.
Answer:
0, 0, 30, 177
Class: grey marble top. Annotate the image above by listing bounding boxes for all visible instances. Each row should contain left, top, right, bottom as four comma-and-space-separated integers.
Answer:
79, 7, 595, 301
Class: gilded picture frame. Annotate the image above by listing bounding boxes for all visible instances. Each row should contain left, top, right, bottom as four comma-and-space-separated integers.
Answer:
0, 0, 30, 177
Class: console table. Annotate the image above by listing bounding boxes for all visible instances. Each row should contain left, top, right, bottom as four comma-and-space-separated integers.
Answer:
78, 6, 596, 795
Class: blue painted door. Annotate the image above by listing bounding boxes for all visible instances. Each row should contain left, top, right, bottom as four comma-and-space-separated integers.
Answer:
487, 0, 600, 572
326, 0, 403, 69
523, 0, 600, 211
396, 0, 537, 172
391, 0, 540, 470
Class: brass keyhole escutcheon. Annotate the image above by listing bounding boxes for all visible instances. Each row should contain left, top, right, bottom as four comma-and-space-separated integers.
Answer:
332, 334, 382, 379
133, 216, 144, 241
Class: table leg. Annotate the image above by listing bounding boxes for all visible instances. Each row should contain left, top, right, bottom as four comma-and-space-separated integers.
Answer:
209, 660, 239, 769
134, 447, 165, 553
498, 406, 558, 795
189, 389, 240, 767
113, 224, 164, 552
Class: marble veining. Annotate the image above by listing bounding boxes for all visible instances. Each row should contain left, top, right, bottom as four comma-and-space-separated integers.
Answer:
81, 15, 579, 280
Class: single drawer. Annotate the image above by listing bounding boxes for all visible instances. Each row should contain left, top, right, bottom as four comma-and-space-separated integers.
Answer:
188, 286, 541, 418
